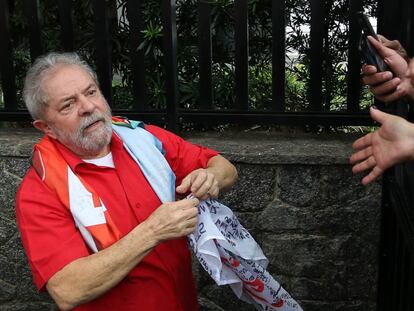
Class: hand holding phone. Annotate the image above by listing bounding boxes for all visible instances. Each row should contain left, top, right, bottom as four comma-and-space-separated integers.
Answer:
356, 12, 389, 72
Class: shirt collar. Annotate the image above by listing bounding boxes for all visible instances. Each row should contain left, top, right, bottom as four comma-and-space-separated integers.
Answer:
50, 131, 122, 172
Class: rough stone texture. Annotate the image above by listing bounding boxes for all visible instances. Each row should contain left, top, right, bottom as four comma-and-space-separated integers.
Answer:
0, 129, 381, 311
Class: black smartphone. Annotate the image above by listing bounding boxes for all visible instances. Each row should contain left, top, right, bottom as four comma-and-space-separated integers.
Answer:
356, 12, 389, 72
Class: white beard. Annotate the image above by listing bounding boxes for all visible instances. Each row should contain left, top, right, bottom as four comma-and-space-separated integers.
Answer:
51, 109, 112, 157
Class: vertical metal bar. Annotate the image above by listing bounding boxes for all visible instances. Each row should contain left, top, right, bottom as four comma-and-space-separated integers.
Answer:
376, 175, 395, 311
198, 0, 213, 110
161, 0, 178, 131
234, 0, 248, 110
58, 0, 74, 51
271, 0, 285, 112
0, 0, 17, 110
92, 0, 113, 106
23, 0, 43, 61
126, 0, 147, 110
309, 0, 324, 111
406, 0, 414, 56
392, 227, 401, 310
401, 248, 410, 311
346, 0, 363, 112
408, 261, 414, 311
398, 244, 407, 311
399, 0, 410, 49
377, 0, 400, 40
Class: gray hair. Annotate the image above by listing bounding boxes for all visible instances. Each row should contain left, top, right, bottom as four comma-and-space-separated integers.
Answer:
23, 52, 98, 120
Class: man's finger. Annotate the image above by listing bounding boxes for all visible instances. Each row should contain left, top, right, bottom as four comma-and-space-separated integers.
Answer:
362, 64, 378, 75
378, 34, 397, 49
351, 155, 377, 174
378, 35, 408, 60
176, 175, 192, 193
192, 176, 213, 198
188, 172, 204, 192
369, 106, 392, 124
184, 197, 200, 206
362, 71, 393, 87
369, 77, 400, 96
376, 90, 405, 103
361, 166, 383, 185
367, 36, 394, 58
176, 197, 199, 209
352, 133, 373, 151
209, 186, 219, 199
349, 146, 372, 164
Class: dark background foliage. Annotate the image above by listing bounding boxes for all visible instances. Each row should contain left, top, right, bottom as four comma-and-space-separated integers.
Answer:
5, 0, 377, 113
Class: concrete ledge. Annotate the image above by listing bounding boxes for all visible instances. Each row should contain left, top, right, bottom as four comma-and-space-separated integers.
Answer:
184, 131, 359, 165
0, 129, 359, 164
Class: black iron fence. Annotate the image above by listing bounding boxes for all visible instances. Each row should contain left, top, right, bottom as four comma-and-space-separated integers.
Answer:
2, 0, 408, 130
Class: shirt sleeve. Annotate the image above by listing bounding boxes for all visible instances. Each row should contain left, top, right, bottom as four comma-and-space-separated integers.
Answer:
15, 168, 90, 291
144, 125, 219, 185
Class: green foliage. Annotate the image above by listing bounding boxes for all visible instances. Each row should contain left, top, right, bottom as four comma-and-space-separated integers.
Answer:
7, 0, 378, 115
285, 64, 308, 111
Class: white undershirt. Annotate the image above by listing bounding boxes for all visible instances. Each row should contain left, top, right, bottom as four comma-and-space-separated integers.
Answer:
83, 152, 115, 168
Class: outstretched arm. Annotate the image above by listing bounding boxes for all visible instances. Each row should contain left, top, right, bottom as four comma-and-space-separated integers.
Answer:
350, 107, 414, 185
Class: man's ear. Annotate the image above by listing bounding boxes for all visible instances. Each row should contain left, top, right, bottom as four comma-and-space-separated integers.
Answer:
33, 119, 57, 139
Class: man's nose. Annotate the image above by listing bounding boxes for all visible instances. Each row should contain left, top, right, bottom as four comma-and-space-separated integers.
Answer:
78, 95, 96, 115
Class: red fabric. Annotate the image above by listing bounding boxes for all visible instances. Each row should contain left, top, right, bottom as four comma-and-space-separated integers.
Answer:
16, 125, 218, 311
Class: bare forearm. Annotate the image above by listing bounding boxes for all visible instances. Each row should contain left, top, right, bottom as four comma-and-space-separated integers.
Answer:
46, 197, 199, 310
206, 155, 238, 192
47, 221, 157, 310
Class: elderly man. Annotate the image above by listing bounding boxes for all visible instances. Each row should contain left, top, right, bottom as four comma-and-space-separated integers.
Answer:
16, 52, 238, 311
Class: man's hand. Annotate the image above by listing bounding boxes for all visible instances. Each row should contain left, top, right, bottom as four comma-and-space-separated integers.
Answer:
145, 198, 200, 242
362, 36, 409, 102
350, 107, 414, 185
175, 155, 237, 201
378, 35, 408, 61
176, 168, 219, 200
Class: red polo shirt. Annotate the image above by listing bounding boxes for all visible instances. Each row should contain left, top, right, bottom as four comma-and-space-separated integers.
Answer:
16, 125, 218, 311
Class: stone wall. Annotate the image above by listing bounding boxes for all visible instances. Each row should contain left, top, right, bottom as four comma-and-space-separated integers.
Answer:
0, 129, 381, 311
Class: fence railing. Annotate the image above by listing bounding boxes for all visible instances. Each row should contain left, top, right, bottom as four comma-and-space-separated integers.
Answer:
1, 0, 399, 130
0, 0, 413, 118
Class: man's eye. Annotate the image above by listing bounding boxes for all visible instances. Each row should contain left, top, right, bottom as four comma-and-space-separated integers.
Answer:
61, 102, 73, 111
87, 89, 97, 96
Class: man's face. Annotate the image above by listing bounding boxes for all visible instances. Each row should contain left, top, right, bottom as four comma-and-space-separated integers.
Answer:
38, 64, 112, 158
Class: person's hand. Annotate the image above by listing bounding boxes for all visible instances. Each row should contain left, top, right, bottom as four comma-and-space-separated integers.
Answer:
145, 198, 199, 242
378, 35, 409, 61
176, 168, 219, 200
374, 36, 414, 101
361, 36, 409, 102
350, 107, 414, 185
